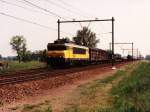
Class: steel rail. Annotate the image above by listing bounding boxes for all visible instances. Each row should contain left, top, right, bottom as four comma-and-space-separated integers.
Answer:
0, 61, 130, 86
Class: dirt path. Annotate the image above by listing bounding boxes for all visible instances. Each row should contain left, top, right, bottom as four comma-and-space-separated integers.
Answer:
0, 63, 130, 112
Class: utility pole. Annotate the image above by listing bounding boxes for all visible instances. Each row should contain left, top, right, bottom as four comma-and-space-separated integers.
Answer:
57, 19, 60, 40
112, 17, 114, 67
57, 17, 115, 67
110, 42, 134, 60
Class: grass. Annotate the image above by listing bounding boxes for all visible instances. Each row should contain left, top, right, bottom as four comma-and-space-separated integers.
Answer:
10, 100, 52, 112
111, 62, 150, 112
3, 61, 148, 112
0, 61, 46, 74
100, 70, 126, 84
63, 62, 142, 112
78, 69, 125, 98
10, 106, 19, 111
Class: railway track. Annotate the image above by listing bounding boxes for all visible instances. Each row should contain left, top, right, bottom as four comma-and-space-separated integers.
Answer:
0, 61, 130, 86
0, 68, 48, 77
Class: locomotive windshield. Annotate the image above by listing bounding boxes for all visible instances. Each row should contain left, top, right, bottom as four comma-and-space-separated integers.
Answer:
48, 45, 67, 51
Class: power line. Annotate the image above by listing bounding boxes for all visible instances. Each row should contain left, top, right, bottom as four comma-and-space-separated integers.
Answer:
47, 0, 93, 19
18, 0, 108, 37
57, 0, 93, 18
0, 0, 76, 36
1, 0, 74, 20
0, 0, 52, 17
14, 0, 73, 20
0, 12, 56, 29
0, 12, 75, 36
46, 0, 107, 30
22, 0, 66, 20
40, 0, 83, 29
43, 0, 78, 19
0, 0, 75, 33
19, 0, 108, 36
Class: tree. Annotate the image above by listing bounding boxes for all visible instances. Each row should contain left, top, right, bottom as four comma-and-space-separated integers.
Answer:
73, 27, 99, 48
10, 35, 26, 62
21, 43, 27, 62
21, 50, 32, 62
33, 50, 47, 62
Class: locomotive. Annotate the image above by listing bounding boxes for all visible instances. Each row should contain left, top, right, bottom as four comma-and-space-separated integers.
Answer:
46, 39, 117, 67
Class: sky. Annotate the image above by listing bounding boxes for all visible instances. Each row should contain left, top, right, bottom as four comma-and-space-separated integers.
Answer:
0, 0, 150, 57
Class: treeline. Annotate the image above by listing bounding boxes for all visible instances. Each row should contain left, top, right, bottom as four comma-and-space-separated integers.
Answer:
0, 50, 47, 62
15, 50, 47, 62
8, 35, 47, 62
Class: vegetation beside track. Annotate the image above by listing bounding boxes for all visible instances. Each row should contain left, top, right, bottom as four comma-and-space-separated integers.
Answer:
10, 100, 52, 112
0, 61, 46, 74
111, 62, 150, 112
63, 61, 150, 112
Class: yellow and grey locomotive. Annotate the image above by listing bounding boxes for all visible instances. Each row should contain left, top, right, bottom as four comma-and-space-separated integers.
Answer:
47, 39, 121, 67
47, 40, 89, 66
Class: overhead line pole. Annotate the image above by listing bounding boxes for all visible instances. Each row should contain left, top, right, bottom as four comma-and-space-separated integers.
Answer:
112, 17, 114, 66
58, 19, 60, 40
109, 42, 134, 60
122, 48, 139, 59
57, 17, 115, 67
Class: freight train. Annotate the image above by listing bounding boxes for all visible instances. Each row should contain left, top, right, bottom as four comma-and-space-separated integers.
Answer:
46, 39, 122, 67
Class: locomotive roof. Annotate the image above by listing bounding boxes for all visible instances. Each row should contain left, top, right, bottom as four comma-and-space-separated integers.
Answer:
48, 42, 107, 50
64, 43, 89, 49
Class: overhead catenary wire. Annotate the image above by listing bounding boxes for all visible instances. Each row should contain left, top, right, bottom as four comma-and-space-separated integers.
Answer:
45, 0, 108, 31
57, 0, 95, 18
43, 0, 81, 19
58, 0, 112, 35
0, 12, 74, 36
1, 0, 111, 39
0, 0, 77, 36
41, 0, 94, 28
22, 0, 66, 20
42, 0, 85, 28
0, 12, 55, 29
87, 21, 91, 28
0, 0, 53, 17
23, 0, 109, 38
21, 0, 82, 29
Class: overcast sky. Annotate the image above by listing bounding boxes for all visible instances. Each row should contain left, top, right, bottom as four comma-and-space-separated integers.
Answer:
0, 0, 149, 57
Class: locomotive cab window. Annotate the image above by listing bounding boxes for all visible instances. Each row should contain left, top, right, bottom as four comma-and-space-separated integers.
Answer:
48, 45, 67, 51
73, 47, 86, 54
